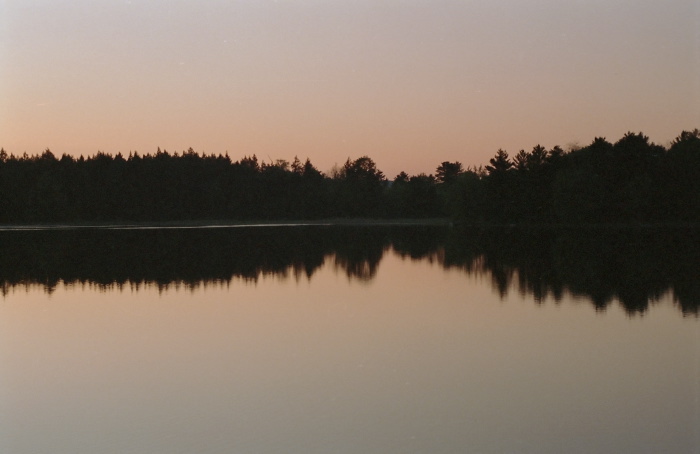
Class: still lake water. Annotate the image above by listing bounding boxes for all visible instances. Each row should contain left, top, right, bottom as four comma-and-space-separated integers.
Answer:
0, 226, 698, 453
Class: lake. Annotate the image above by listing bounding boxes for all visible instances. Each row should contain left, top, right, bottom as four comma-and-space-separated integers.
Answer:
0, 225, 698, 453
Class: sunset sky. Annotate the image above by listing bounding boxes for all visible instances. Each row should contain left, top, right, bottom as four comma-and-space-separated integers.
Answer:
1, 0, 698, 177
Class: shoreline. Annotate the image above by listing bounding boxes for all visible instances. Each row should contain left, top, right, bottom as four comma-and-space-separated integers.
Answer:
0, 218, 452, 231
1, 218, 699, 231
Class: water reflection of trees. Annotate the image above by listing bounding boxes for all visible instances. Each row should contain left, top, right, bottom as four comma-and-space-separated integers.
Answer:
443, 227, 700, 316
0, 226, 697, 316
0, 227, 390, 292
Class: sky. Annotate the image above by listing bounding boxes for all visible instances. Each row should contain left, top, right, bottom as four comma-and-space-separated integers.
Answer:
1, 0, 698, 177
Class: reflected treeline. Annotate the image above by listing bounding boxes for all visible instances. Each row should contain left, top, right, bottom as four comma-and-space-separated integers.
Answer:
443, 226, 700, 316
0, 226, 401, 291
1, 226, 697, 316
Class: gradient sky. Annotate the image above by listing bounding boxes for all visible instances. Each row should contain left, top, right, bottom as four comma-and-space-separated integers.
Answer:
1, 0, 698, 177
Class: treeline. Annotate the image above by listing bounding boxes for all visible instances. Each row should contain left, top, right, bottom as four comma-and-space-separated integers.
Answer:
0, 149, 417, 222
0, 129, 699, 223
450, 129, 700, 224
0, 150, 328, 222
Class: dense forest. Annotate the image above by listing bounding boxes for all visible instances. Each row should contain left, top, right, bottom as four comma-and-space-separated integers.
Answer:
0, 129, 698, 224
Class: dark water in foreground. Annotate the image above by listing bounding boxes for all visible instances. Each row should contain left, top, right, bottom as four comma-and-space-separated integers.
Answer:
0, 226, 698, 453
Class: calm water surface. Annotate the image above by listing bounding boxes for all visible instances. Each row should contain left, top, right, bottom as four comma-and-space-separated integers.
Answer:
0, 226, 698, 453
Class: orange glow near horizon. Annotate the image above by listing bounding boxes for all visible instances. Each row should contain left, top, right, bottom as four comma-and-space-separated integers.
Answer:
1, 1, 698, 177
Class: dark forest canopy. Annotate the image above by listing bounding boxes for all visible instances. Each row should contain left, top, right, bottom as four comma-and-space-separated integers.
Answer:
1, 129, 699, 224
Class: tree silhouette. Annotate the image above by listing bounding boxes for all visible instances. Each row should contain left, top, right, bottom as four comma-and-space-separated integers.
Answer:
336, 156, 387, 217
485, 149, 513, 175
435, 161, 464, 183
0, 129, 699, 225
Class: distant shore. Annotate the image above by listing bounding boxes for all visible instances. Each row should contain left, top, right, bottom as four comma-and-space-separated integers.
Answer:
3, 219, 700, 232
2, 129, 698, 226
0, 218, 453, 231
